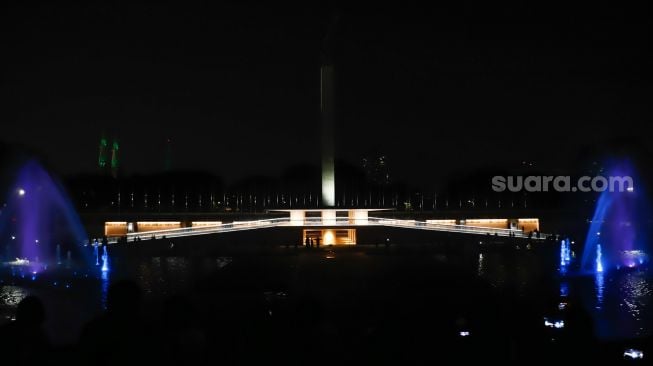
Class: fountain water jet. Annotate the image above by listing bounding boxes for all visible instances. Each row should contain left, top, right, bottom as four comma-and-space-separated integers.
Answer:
94, 243, 99, 266
101, 245, 109, 272
596, 244, 603, 273
581, 159, 649, 272
1, 160, 90, 268
560, 240, 567, 267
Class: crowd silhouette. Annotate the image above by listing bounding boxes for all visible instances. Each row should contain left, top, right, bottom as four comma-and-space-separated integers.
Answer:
0, 275, 649, 365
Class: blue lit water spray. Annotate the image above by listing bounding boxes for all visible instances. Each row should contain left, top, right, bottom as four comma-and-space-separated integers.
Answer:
94, 241, 99, 266
1, 160, 90, 267
581, 159, 649, 273
559, 239, 573, 278
101, 245, 109, 272
596, 243, 603, 273
560, 239, 572, 267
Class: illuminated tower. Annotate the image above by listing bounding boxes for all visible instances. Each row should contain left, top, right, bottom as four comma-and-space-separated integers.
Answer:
321, 15, 338, 207
110, 139, 119, 178
98, 135, 108, 169
321, 65, 335, 207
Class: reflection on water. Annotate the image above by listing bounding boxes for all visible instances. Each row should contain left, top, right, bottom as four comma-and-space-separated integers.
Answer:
476, 253, 506, 288
2, 249, 652, 342
475, 251, 542, 290
620, 273, 650, 318
100, 270, 110, 310
560, 281, 569, 298
0, 285, 29, 307
595, 272, 604, 310
618, 272, 652, 337
134, 256, 231, 297
475, 248, 653, 340
216, 257, 232, 269
0, 285, 29, 323
589, 270, 652, 339
477, 253, 484, 277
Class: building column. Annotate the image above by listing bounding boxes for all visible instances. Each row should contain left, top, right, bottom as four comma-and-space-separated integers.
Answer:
322, 209, 336, 225
290, 210, 306, 226
348, 209, 368, 225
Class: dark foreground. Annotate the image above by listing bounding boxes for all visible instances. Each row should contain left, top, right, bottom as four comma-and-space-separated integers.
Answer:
0, 243, 649, 365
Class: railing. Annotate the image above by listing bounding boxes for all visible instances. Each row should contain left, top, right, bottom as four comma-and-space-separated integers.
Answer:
121, 217, 291, 242
107, 217, 547, 243
368, 217, 536, 238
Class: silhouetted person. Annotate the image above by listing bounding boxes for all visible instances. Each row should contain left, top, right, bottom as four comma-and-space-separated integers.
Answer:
315, 236, 320, 248
305, 237, 310, 248
80, 280, 151, 364
293, 293, 326, 361
0, 296, 50, 364
158, 295, 207, 364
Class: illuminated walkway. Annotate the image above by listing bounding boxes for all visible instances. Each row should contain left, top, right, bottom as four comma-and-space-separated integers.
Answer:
111, 216, 546, 243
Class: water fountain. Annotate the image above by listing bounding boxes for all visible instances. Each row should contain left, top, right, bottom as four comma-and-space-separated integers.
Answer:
572, 159, 653, 340
94, 242, 99, 266
560, 240, 567, 267
101, 245, 109, 272
1, 160, 90, 270
581, 160, 649, 273
596, 244, 603, 273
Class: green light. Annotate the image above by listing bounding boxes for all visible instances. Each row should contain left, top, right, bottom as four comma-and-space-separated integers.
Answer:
98, 138, 108, 168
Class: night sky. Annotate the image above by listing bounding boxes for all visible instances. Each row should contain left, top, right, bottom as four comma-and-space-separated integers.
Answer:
1, 2, 649, 184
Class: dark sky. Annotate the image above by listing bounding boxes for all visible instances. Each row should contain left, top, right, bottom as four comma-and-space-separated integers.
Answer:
1, 2, 649, 184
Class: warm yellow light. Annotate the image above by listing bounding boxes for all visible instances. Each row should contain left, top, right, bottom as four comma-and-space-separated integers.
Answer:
348, 209, 369, 225
323, 230, 335, 245
427, 219, 456, 225
322, 210, 337, 225
135, 221, 182, 232
104, 222, 129, 236
466, 219, 508, 224
191, 221, 222, 227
